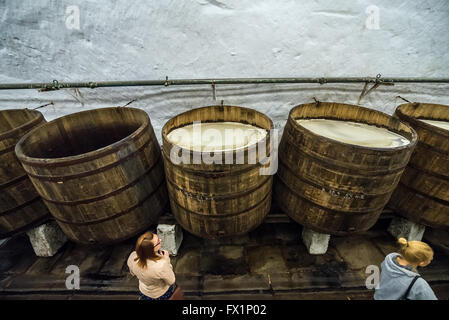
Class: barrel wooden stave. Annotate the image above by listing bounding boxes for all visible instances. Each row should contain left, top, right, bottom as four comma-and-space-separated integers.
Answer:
390, 103, 449, 229
42, 162, 166, 223
164, 155, 268, 196
166, 172, 272, 215
169, 189, 272, 238
55, 195, 167, 244
22, 129, 158, 202
399, 165, 449, 201
0, 109, 50, 238
407, 144, 449, 178
162, 105, 273, 239
16, 107, 168, 244
0, 177, 40, 212
0, 151, 27, 182
275, 178, 384, 235
282, 118, 412, 171
276, 161, 395, 213
390, 184, 449, 229
274, 102, 417, 235
277, 137, 404, 195
0, 200, 50, 237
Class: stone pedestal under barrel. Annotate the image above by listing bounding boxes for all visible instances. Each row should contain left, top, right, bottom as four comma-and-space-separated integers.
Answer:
389, 102, 449, 230
0, 109, 50, 238
162, 105, 274, 239
274, 102, 417, 236
15, 107, 168, 244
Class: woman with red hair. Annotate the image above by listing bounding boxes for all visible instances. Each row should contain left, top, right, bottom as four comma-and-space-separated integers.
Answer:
127, 231, 177, 300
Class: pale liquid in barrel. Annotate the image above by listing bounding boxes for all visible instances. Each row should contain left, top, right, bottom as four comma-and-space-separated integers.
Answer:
419, 119, 449, 131
296, 119, 410, 148
167, 122, 267, 152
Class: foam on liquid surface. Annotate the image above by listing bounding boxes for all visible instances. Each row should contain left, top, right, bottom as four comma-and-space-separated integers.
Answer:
296, 118, 410, 148
167, 121, 267, 152
419, 119, 449, 131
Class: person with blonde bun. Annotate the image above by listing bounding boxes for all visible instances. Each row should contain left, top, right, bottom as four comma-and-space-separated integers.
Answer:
374, 237, 437, 300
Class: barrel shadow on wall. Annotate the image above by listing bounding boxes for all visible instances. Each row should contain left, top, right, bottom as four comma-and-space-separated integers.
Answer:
15, 107, 168, 245
274, 102, 418, 236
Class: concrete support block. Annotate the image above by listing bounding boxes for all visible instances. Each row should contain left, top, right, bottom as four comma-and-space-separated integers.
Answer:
388, 217, 426, 241
26, 221, 68, 257
301, 227, 330, 255
157, 224, 183, 256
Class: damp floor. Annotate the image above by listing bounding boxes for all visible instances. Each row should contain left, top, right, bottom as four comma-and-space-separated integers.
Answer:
1, 214, 449, 300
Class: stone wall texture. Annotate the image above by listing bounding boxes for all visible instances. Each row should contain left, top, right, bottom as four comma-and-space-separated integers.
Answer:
1, 0, 448, 144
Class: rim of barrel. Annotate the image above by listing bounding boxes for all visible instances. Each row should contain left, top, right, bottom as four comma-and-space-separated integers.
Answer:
395, 102, 449, 138
15, 107, 150, 166
288, 101, 418, 152
162, 104, 274, 156
0, 109, 44, 141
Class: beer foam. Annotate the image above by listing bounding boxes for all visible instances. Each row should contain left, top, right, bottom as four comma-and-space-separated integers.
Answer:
419, 119, 449, 131
167, 121, 267, 152
296, 118, 410, 148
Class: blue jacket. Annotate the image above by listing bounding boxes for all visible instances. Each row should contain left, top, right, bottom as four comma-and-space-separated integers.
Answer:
374, 252, 437, 300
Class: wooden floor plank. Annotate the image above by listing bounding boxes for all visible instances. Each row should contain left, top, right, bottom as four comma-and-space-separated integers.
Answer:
25, 250, 66, 275
0, 235, 37, 275
2, 274, 66, 291
78, 245, 114, 277
1, 219, 448, 300
97, 242, 134, 277
49, 242, 89, 276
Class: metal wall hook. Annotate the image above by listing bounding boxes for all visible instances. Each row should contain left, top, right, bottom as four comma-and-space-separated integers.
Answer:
375, 73, 383, 83
312, 96, 321, 107
318, 77, 327, 85
88, 82, 97, 89
357, 82, 370, 105
120, 99, 137, 108
164, 76, 170, 87
394, 96, 420, 110
211, 81, 217, 101
358, 75, 394, 105
33, 101, 54, 110
52, 79, 60, 89
396, 96, 412, 103
38, 79, 62, 92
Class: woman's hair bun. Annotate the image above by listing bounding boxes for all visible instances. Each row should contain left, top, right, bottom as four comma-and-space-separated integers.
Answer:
398, 237, 408, 246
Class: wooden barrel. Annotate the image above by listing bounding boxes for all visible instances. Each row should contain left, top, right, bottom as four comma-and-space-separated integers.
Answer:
15, 107, 168, 244
0, 109, 50, 238
274, 102, 417, 236
162, 105, 274, 239
389, 102, 449, 229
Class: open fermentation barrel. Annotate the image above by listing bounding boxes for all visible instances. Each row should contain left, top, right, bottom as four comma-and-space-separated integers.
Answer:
162, 105, 274, 239
389, 102, 449, 229
15, 107, 168, 244
274, 101, 417, 236
0, 109, 50, 238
